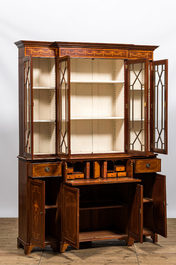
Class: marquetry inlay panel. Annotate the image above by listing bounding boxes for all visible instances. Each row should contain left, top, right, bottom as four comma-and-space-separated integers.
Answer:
128, 50, 153, 60
59, 48, 128, 59
25, 47, 58, 57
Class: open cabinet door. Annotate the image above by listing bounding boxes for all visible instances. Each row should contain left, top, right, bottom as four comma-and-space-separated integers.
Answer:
153, 174, 167, 237
63, 185, 79, 249
129, 184, 143, 243
23, 56, 33, 158
150, 60, 168, 154
56, 56, 70, 158
126, 59, 149, 156
29, 179, 45, 248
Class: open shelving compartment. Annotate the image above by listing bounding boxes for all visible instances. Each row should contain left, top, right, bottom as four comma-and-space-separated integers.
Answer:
63, 182, 137, 248
33, 57, 56, 155
70, 58, 125, 155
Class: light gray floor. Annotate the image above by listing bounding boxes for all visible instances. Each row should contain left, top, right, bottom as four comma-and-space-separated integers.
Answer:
0, 218, 176, 264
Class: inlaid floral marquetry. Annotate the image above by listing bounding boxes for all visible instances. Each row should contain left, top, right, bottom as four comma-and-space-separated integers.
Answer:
29, 179, 45, 247
33, 199, 40, 227
129, 50, 153, 60
59, 48, 128, 59
25, 47, 58, 57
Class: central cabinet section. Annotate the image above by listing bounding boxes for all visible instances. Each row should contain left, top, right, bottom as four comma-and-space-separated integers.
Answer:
70, 58, 124, 154
63, 180, 143, 249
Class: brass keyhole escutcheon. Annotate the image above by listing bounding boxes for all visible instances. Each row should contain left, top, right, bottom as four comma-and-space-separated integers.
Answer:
146, 163, 150, 169
45, 167, 50, 172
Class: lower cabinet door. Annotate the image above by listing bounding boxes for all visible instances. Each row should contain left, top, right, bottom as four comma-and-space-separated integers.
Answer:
153, 174, 167, 237
129, 184, 143, 243
29, 179, 45, 248
63, 185, 79, 249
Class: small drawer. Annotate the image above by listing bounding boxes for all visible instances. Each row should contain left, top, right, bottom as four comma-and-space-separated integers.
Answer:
135, 159, 161, 173
107, 172, 116, 178
67, 172, 84, 180
28, 163, 62, 177
67, 174, 75, 180
117, 172, 127, 177
114, 165, 125, 172
67, 167, 74, 173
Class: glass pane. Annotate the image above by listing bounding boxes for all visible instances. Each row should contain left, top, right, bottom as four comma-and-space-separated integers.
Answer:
129, 63, 145, 151
154, 64, 166, 150
24, 60, 31, 154
33, 58, 56, 155
59, 60, 69, 154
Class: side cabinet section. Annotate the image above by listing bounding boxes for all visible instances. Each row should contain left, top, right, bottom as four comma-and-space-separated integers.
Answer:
153, 174, 167, 237
129, 184, 143, 243
29, 179, 45, 248
62, 185, 79, 249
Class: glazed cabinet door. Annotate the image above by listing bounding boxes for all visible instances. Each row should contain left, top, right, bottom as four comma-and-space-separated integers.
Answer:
56, 56, 70, 158
153, 174, 167, 237
24, 56, 33, 158
150, 60, 168, 154
29, 179, 45, 248
63, 185, 79, 249
129, 184, 143, 243
126, 59, 148, 156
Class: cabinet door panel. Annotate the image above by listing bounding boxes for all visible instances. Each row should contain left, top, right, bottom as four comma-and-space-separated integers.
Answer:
24, 56, 33, 158
29, 179, 45, 248
63, 185, 79, 249
150, 60, 168, 154
56, 56, 70, 158
126, 59, 148, 156
153, 174, 167, 237
129, 184, 143, 243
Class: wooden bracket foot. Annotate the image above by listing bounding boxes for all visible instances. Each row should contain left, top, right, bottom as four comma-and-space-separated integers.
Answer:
60, 242, 69, 253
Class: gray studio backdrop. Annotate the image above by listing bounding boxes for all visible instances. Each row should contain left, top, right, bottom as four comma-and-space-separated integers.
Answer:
0, 0, 175, 217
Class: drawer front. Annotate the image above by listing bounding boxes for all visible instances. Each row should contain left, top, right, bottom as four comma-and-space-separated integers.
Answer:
29, 163, 62, 177
135, 159, 161, 173
67, 167, 74, 173
117, 172, 127, 177
114, 165, 125, 172
67, 173, 84, 180
107, 172, 116, 178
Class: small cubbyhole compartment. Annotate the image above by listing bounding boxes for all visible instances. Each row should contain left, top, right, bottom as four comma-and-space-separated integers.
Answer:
67, 161, 85, 180
107, 160, 114, 172
79, 184, 128, 242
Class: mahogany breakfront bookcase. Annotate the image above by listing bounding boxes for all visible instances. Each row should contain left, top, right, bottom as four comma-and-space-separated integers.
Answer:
15, 40, 168, 254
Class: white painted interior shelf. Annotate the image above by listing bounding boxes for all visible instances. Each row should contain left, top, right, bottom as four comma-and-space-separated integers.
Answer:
33, 87, 55, 89
33, 120, 55, 122
71, 117, 124, 120
71, 80, 124, 84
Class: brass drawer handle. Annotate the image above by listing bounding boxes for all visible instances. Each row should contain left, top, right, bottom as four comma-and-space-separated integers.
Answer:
45, 167, 50, 172
146, 163, 151, 169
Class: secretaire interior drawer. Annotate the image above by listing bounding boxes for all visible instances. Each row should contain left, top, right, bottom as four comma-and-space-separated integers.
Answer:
135, 159, 161, 173
28, 162, 62, 177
